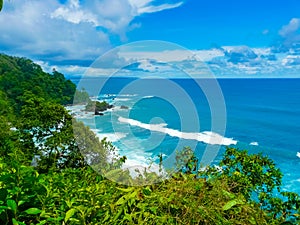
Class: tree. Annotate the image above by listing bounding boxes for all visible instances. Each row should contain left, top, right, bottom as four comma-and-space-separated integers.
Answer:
205, 147, 300, 223
0, 90, 22, 160
0, 54, 76, 114
73, 88, 90, 104
17, 92, 84, 171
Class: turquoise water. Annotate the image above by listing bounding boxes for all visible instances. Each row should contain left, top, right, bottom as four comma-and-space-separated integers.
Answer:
73, 77, 300, 193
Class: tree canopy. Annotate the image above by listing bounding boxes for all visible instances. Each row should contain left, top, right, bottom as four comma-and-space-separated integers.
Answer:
0, 54, 76, 114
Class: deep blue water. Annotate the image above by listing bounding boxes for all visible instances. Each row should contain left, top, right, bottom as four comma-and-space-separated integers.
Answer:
71, 77, 300, 193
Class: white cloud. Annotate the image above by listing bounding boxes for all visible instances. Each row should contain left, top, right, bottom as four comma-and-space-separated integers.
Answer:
51, 0, 183, 37
262, 29, 269, 35
0, 0, 111, 65
51, 0, 98, 25
273, 18, 300, 54
282, 55, 300, 66
53, 43, 300, 78
279, 18, 300, 37
129, 0, 183, 14
136, 2, 183, 14
0, 0, 184, 66
2, 2, 300, 78
118, 48, 224, 63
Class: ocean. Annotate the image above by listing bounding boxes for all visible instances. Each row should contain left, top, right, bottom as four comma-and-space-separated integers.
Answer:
69, 77, 300, 193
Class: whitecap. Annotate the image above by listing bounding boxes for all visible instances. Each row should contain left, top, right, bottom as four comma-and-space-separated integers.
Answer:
77, 124, 166, 180
90, 96, 98, 101
118, 147, 166, 178
65, 104, 86, 112
118, 117, 237, 146
143, 95, 154, 99
250, 142, 259, 146
114, 98, 131, 102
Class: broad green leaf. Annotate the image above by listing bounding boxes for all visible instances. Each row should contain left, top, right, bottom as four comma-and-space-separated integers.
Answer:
116, 187, 135, 192
64, 199, 74, 208
150, 207, 157, 214
18, 200, 26, 206
7, 199, 17, 213
222, 190, 235, 199
0, 0, 3, 12
249, 217, 257, 225
223, 198, 245, 211
36, 220, 48, 225
25, 208, 42, 215
12, 218, 18, 225
103, 211, 110, 222
65, 208, 76, 222
115, 191, 138, 206
113, 208, 123, 221
115, 195, 128, 206
223, 200, 238, 211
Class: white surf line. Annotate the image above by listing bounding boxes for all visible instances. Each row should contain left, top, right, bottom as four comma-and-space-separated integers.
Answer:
142, 95, 155, 99
118, 117, 237, 146
250, 141, 259, 146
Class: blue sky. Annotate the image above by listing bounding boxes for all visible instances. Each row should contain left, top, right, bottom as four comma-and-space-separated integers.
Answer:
1, 0, 300, 77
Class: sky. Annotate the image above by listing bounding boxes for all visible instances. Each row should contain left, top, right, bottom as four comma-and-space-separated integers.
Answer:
1, 0, 300, 77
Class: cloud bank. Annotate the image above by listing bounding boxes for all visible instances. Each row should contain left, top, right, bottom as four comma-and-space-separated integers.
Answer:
1, 2, 300, 78
0, 0, 183, 66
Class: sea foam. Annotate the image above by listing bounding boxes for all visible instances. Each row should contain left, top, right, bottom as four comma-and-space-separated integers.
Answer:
94, 131, 127, 143
90, 128, 165, 178
250, 142, 259, 146
114, 98, 131, 102
118, 117, 237, 146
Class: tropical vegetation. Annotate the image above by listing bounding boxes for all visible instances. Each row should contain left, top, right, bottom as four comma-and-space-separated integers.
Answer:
0, 54, 299, 224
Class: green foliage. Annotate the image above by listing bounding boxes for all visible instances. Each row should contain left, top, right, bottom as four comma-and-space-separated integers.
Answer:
0, 54, 76, 114
15, 91, 120, 172
219, 147, 283, 198
0, 148, 44, 224
1, 53, 299, 224
72, 120, 119, 172
0, 91, 13, 147
1, 143, 299, 224
175, 146, 198, 174
205, 147, 300, 224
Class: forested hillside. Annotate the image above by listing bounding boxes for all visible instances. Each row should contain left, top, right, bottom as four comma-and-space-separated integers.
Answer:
0, 54, 299, 224
0, 54, 76, 112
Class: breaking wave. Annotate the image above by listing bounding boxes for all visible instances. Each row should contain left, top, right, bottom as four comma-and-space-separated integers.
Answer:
118, 117, 237, 146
